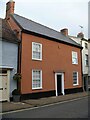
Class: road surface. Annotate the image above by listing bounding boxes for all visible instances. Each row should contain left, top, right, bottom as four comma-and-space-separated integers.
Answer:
1, 96, 89, 118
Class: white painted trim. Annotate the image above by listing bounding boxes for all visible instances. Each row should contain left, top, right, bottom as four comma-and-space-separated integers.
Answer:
55, 74, 57, 96
32, 69, 42, 90
0, 66, 13, 69
7, 70, 10, 102
73, 71, 79, 86
72, 51, 78, 65
32, 42, 42, 61
55, 73, 65, 96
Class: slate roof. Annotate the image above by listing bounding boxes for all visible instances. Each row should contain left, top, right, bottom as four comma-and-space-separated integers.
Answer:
0, 18, 19, 43
12, 14, 82, 48
81, 38, 88, 42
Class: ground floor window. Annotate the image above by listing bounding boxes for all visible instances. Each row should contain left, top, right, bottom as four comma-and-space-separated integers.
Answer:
32, 70, 42, 89
73, 71, 78, 86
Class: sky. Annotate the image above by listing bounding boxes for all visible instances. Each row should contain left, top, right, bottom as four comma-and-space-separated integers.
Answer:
0, 0, 89, 39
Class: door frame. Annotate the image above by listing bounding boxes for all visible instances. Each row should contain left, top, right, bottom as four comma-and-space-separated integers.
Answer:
7, 70, 10, 102
55, 73, 65, 96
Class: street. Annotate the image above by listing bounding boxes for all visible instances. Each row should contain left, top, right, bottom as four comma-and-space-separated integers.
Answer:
1, 97, 88, 118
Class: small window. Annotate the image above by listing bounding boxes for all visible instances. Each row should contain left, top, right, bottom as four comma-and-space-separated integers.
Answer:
73, 72, 78, 86
72, 51, 78, 64
85, 54, 88, 66
85, 43, 88, 49
0, 70, 7, 74
32, 70, 42, 89
32, 42, 42, 60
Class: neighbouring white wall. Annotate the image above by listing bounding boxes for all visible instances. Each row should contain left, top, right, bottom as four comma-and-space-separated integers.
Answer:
0, 39, 18, 97
88, 41, 90, 77
0, 39, 2, 66
70, 36, 88, 75
82, 41, 88, 75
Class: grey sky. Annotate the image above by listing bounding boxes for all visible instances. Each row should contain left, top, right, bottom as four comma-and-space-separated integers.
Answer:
1, 0, 89, 38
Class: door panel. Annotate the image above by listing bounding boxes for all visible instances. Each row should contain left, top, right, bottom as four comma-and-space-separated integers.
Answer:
57, 75, 62, 95
0, 75, 3, 101
0, 74, 8, 101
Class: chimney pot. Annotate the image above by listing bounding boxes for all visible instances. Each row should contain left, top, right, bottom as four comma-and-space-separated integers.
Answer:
77, 32, 84, 38
61, 28, 68, 36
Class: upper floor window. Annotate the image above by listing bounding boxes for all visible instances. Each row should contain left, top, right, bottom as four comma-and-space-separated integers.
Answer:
85, 43, 88, 49
72, 51, 78, 64
85, 54, 88, 66
73, 71, 78, 86
32, 42, 42, 61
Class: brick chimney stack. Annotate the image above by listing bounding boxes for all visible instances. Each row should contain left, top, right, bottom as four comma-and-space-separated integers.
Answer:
6, 0, 15, 20
61, 28, 68, 36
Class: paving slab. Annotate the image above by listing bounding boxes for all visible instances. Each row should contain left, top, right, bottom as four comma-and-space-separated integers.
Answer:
1, 102, 33, 113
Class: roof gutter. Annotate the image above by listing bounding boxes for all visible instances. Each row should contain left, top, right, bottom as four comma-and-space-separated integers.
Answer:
22, 29, 83, 49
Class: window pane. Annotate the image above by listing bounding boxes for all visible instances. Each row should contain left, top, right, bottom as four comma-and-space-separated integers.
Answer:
85, 43, 88, 49
32, 70, 42, 89
72, 52, 78, 64
85, 55, 88, 66
32, 42, 42, 60
73, 72, 78, 85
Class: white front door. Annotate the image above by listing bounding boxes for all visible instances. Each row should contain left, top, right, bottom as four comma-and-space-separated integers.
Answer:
0, 74, 8, 101
55, 73, 65, 96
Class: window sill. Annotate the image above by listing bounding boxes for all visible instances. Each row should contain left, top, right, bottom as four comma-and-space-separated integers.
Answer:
32, 87, 42, 90
73, 84, 79, 86
72, 63, 78, 65
32, 58, 42, 61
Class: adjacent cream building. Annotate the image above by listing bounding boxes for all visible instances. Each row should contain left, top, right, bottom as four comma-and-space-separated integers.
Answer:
88, 39, 90, 89
88, 1, 90, 90
70, 33, 89, 91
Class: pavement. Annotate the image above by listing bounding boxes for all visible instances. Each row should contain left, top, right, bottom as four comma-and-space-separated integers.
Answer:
0, 91, 89, 113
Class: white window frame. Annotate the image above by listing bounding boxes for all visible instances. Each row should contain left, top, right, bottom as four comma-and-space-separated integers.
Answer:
85, 54, 88, 66
32, 42, 42, 61
73, 71, 79, 86
72, 51, 78, 65
55, 73, 65, 96
32, 70, 42, 90
85, 43, 88, 49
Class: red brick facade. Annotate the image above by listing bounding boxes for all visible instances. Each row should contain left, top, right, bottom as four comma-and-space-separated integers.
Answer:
5, 1, 83, 98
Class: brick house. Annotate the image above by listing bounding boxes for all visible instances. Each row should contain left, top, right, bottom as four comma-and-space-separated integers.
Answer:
5, 0, 83, 100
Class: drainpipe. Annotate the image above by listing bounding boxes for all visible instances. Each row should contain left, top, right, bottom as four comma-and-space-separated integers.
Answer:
17, 30, 22, 92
